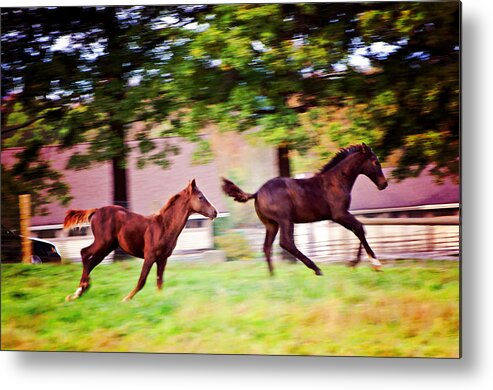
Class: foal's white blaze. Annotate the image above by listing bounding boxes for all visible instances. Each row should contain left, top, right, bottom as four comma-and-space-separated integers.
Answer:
202, 192, 217, 220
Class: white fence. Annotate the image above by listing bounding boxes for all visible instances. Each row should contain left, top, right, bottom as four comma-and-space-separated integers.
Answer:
294, 216, 459, 262
238, 215, 459, 263
31, 212, 459, 263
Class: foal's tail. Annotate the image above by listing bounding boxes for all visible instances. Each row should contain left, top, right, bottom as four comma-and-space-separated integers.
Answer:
221, 177, 256, 203
64, 208, 97, 229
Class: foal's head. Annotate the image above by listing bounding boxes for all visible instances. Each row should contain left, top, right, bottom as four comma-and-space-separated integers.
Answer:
186, 179, 218, 220
360, 143, 388, 190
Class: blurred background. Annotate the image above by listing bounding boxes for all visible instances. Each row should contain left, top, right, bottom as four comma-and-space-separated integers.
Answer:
1, 2, 459, 264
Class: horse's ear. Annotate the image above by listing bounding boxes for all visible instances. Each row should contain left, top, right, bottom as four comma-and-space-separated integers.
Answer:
187, 179, 196, 193
362, 143, 370, 154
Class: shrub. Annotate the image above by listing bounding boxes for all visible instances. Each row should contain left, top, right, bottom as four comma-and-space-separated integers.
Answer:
214, 231, 255, 261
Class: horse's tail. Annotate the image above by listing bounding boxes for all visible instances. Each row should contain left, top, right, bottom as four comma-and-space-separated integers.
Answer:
63, 208, 97, 230
221, 177, 256, 203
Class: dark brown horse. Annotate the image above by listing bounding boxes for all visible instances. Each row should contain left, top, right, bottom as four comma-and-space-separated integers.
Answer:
222, 143, 388, 276
65, 179, 217, 301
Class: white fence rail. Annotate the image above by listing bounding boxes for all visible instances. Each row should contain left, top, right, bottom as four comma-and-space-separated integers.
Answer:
295, 216, 459, 262
239, 215, 459, 263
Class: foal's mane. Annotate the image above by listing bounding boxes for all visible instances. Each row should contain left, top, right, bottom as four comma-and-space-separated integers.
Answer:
158, 193, 182, 215
318, 144, 365, 174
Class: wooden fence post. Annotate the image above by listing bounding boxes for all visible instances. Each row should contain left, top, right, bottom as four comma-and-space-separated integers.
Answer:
19, 194, 32, 264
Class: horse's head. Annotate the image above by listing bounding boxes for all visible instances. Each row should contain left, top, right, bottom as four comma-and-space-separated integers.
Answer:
187, 179, 218, 220
360, 143, 388, 190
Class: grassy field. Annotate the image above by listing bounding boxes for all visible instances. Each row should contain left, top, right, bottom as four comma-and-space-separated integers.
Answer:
1, 259, 459, 357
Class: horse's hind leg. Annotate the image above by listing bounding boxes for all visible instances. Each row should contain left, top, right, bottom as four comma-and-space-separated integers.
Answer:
256, 205, 279, 276
66, 241, 116, 301
66, 244, 93, 301
262, 220, 279, 276
278, 221, 323, 276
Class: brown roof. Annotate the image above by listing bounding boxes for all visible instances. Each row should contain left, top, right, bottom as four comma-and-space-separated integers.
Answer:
2, 137, 227, 226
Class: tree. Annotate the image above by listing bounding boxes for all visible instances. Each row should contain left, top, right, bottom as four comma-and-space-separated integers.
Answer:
348, 1, 460, 181
162, 3, 365, 177
2, 98, 73, 227
1, 5, 204, 213
1, 2, 460, 227
163, 2, 459, 181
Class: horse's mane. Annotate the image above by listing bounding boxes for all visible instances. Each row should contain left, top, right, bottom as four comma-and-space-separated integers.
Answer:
318, 144, 365, 174
158, 193, 182, 215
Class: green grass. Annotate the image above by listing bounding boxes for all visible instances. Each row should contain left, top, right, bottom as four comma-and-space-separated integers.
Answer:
1, 259, 459, 357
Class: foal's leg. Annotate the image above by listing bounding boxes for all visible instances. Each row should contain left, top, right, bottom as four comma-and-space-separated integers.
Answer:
156, 258, 168, 291
279, 221, 323, 276
333, 213, 382, 271
262, 220, 279, 276
66, 242, 116, 301
122, 258, 155, 301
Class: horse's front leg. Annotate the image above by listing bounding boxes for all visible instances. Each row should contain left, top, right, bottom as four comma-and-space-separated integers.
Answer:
348, 243, 363, 268
333, 212, 382, 271
122, 257, 155, 302
156, 258, 168, 291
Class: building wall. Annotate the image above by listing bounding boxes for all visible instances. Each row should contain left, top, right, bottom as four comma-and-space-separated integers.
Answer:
1, 137, 228, 227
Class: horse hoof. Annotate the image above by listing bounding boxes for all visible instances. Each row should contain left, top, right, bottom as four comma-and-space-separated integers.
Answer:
347, 261, 359, 268
372, 265, 383, 272
65, 294, 76, 302
122, 296, 132, 302
315, 269, 323, 276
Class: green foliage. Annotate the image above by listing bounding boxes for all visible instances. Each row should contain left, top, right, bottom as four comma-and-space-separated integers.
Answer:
1, 6, 205, 215
172, 2, 459, 180
191, 139, 214, 165
1, 2, 460, 223
214, 231, 256, 261
167, 3, 358, 161
135, 142, 180, 170
1, 102, 73, 224
212, 215, 233, 237
349, 2, 459, 180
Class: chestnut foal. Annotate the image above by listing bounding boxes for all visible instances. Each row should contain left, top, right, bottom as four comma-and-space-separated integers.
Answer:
64, 179, 217, 302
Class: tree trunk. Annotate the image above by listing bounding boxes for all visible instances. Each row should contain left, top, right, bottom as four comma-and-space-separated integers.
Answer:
277, 144, 291, 177
109, 120, 129, 209
112, 154, 129, 209
102, 8, 130, 260
111, 122, 130, 260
